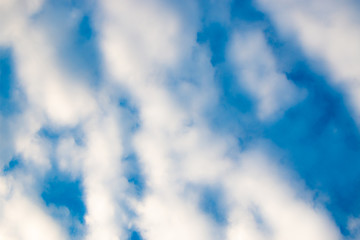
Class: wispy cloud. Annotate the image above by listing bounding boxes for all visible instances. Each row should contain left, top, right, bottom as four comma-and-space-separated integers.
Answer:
229, 29, 306, 121
256, 0, 360, 124
0, 0, 358, 239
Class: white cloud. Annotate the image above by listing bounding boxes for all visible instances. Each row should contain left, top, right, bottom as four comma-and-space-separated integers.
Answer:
224, 149, 341, 240
57, 136, 84, 178
82, 113, 127, 240
0, 176, 67, 240
0, 1, 124, 239
347, 216, 360, 239
1, 0, 97, 127
229, 29, 305, 121
96, 1, 342, 239
96, 0, 188, 84
0, 0, 349, 239
135, 191, 221, 240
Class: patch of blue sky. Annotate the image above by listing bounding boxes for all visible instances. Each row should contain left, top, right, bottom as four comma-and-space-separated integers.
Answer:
41, 171, 86, 237
33, 0, 102, 87
129, 230, 143, 240
234, 3, 360, 233
41, 173, 86, 219
0, 49, 12, 100
197, 23, 228, 66
198, 186, 227, 225
0, 48, 20, 116
38, 125, 85, 146
204, 66, 256, 140
197, 0, 360, 235
37, 125, 87, 230
195, 0, 279, 133
263, 63, 360, 235
123, 153, 145, 199
119, 97, 140, 120
195, 11, 256, 138
115, 154, 146, 240
3, 157, 21, 174
230, 0, 266, 22
38, 127, 62, 142
70, 13, 102, 86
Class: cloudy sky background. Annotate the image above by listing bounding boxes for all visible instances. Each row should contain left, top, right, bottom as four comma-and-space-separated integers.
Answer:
1, 0, 360, 239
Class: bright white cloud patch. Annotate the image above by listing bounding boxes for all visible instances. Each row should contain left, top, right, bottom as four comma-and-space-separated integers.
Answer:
0, 0, 356, 239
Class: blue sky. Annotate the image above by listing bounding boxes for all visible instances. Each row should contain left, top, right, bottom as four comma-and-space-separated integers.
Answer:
1, 0, 360, 239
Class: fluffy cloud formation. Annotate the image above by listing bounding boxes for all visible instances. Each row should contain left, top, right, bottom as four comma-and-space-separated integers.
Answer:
0, 0, 357, 240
